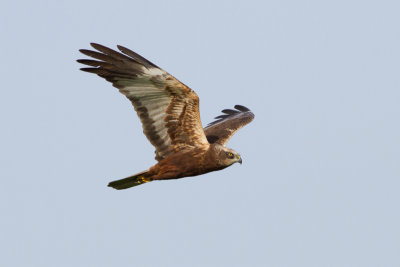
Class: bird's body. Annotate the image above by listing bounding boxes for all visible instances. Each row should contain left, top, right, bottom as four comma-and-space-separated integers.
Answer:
78, 43, 254, 189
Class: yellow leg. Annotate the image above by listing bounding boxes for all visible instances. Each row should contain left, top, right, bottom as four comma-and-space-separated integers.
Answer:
136, 176, 152, 184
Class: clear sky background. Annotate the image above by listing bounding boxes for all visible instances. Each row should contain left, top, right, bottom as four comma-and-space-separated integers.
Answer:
1, 0, 399, 266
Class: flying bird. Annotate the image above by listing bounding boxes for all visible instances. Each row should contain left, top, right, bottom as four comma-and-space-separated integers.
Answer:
78, 43, 254, 189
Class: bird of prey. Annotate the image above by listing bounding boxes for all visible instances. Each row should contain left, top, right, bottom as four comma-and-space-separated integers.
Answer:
78, 43, 254, 190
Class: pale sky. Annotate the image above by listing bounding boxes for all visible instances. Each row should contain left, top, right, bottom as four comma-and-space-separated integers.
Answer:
1, 0, 399, 266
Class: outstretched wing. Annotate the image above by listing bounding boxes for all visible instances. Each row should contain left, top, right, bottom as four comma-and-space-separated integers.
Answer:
203, 105, 254, 146
78, 43, 209, 161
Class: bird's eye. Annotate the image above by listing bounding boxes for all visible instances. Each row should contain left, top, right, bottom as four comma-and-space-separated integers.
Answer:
226, 152, 234, 159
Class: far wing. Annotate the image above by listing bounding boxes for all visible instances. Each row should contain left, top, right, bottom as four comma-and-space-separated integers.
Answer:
78, 43, 209, 161
203, 105, 254, 146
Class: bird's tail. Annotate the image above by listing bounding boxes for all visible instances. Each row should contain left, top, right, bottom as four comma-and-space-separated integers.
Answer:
108, 170, 152, 190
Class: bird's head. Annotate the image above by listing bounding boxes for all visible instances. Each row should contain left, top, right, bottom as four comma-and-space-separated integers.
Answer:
218, 147, 242, 167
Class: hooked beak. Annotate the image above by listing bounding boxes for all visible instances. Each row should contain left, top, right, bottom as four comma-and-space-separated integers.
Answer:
237, 155, 242, 164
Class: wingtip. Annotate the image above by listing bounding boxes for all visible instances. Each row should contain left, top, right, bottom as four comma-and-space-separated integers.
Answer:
79, 49, 95, 57
116, 44, 125, 51
90, 42, 101, 49
234, 105, 251, 112
221, 109, 239, 115
79, 67, 98, 73
116, 44, 131, 55
90, 42, 116, 53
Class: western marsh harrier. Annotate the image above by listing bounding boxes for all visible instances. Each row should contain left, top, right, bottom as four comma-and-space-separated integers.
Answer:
78, 43, 254, 189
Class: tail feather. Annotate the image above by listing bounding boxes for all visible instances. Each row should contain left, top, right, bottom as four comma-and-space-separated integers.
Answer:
108, 170, 151, 190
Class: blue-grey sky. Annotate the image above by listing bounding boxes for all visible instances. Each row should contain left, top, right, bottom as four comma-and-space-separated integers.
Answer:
1, 0, 399, 266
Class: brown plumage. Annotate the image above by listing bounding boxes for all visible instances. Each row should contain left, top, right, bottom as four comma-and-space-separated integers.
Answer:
78, 43, 254, 189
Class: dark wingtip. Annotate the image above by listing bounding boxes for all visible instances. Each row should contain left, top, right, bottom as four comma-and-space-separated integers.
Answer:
90, 42, 102, 49
79, 49, 95, 57
77, 59, 96, 65
116, 44, 127, 51
79, 67, 99, 73
234, 105, 250, 112
221, 109, 239, 115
